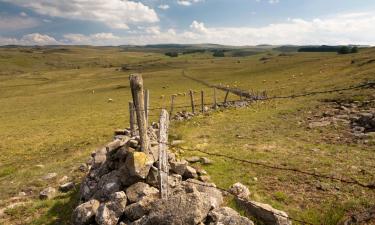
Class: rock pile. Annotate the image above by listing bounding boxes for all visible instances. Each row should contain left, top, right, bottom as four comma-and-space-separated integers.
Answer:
72, 126, 254, 225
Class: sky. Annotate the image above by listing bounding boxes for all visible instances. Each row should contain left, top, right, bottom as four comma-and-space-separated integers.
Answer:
0, 0, 375, 46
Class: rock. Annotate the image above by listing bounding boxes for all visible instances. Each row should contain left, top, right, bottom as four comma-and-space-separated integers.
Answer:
228, 182, 250, 199
185, 179, 223, 209
93, 148, 107, 168
96, 191, 127, 225
58, 175, 69, 184
18, 192, 26, 197
124, 196, 156, 221
237, 200, 292, 225
79, 163, 89, 172
42, 172, 57, 180
208, 207, 254, 225
308, 121, 331, 129
185, 156, 201, 163
59, 182, 75, 193
93, 170, 121, 201
171, 140, 185, 146
72, 199, 100, 225
146, 166, 159, 187
136, 188, 212, 225
39, 187, 57, 200
170, 160, 188, 175
128, 139, 139, 148
35, 164, 44, 169
126, 182, 159, 203
125, 152, 154, 179
199, 175, 211, 183
200, 157, 213, 165
183, 166, 198, 179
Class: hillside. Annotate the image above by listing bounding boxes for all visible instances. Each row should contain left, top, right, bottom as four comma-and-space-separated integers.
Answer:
0, 46, 374, 224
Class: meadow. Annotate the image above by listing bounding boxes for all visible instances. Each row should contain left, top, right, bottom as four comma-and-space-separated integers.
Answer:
0, 46, 374, 224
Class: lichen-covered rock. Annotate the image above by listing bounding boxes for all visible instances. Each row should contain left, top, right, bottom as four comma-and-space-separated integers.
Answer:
145, 166, 159, 187
125, 152, 154, 179
208, 207, 254, 225
124, 196, 156, 221
184, 179, 223, 209
170, 160, 188, 175
95, 191, 127, 225
71, 199, 100, 225
126, 182, 159, 203
93, 170, 121, 201
228, 182, 250, 199
39, 187, 56, 200
59, 182, 75, 193
183, 165, 198, 179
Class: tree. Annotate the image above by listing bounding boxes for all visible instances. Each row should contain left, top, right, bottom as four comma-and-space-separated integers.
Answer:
165, 52, 178, 57
337, 46, 350, 54
213, 51, 225, 57
351, 46, 359, 53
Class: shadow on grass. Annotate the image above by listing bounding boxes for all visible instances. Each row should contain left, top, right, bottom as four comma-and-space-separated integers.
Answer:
32, 189, 80, 225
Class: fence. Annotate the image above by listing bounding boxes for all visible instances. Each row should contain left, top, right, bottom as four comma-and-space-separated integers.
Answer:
126, 73, 375, 225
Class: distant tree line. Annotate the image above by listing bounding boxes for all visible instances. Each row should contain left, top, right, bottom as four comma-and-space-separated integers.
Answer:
298, 45, 359, 54
165, 52, 178, 57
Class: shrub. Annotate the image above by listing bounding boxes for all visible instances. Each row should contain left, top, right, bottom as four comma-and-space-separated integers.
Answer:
337, 46, 350, 54
165, 52, 178, 57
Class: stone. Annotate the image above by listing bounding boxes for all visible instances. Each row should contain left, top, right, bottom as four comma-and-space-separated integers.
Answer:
208, 207, 254, 225
183, 166, 198, 179
58, 175, 69, 184
39, 187, 57, 200
170, 160, 188, 175
135, 188, 212, 225
125, 152, 154, 179
72, 199, 100, 225
228, 182, 250, 199
124, 196, 156, 221
96, 192, 127, 225
59, 182, 75, 193
199, 175, 211, 183
79, 163, 89, 172
93, 148, 107, 168
93, 170, 121, 201
237, 199, 292, 225
126, 182, 159, 203
184, 179, 223, 209
200, 157, 213, 165
128, 139, 139, 148
146, 166, 159, 187
185, 156, 201, 163
42, 172, 57, 180
171, 140, 185, 146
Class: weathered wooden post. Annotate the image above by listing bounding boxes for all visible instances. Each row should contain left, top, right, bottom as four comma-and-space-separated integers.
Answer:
189, 90, 195, 114
144, 89, 149, 124
158, 109, 169, 199
170, 94, 176, 116
129, 101, 136, 137
224, 90, 229, 103
129, 74, 149, 153
213, 88, 217, 109
201, 90, 204, 113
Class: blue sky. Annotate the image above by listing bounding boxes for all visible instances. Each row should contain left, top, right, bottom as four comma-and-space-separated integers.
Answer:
0, 0, 375, 45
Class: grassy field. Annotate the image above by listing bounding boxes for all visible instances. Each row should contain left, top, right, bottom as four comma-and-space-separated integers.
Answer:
0, 46, 374, 224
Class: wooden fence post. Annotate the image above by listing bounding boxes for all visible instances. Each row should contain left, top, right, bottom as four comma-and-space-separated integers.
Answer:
129, 101, 136, 137
213, 88, 217, 109
158, 109, 169, 199
144, 89, 149, 125
224, 90, 229, 103
189, 90, 195, 114
170, 94, 176, 116
129, 74, 149, 153
201, 90, 204, 113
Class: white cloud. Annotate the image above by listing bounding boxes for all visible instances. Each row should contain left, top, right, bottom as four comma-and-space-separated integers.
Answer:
177, 0, 203, 6
0, 15, 39, 30
0, 33, 60, 45
1, 0, 159, 29
63, 33, 120, 45
1, 11, 375, 46
190, 20, 208, 33
158, 4, 170, 10
268, 0, 280, 4
19, 12, 28, 17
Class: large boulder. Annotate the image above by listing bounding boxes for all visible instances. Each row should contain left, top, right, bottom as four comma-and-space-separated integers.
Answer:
237, 200, 292, 225
71, 199, 100, 225
228, 182, 250, 199
96, 191, 127, 225
126, 182, 159, 203
208, 207, 254, 225
135, 187, 212, 225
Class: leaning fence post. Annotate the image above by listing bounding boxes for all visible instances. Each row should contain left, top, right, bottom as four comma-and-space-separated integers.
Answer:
129, 102, 136, 137
201, 90, 204, 113
224, 90, 229, 103
144, 89, 149, 124
213, 88, 217, 109
158, 109, 169, 199
129, 74, 149, 153
170, 94, 176, 116
189, 90, 195, 114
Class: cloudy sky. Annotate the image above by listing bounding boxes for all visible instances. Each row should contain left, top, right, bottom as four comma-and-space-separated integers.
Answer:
0, 0, 375, 46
